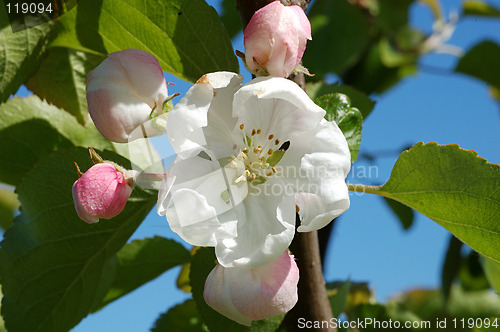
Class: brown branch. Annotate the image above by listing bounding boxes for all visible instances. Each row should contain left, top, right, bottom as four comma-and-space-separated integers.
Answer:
284, 223, 336, 331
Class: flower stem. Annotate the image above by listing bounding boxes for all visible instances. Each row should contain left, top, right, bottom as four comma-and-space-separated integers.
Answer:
346, 183, 389, 197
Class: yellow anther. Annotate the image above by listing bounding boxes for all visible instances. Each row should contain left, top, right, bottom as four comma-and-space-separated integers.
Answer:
251, 129, 256, 136
272, 167, 277, 173
245, 170, 251, 177
240, 123, 245, 130
256, 128, 261, 134
267, 149, 273, 155
243, 149, 249, 154
260, 156, 266, 162
266, 172, 273, 177
251, 173, 257, 180
253, 147, 259, 154
275, 139, 280, 145
257, 146, 262, 152
268, 134, 274, 140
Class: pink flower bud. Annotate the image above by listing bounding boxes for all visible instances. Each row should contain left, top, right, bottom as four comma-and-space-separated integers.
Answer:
203, 251, 299, 326
86, 49, 169, 143
72, 163, 134, 223
244, 1, 311, 77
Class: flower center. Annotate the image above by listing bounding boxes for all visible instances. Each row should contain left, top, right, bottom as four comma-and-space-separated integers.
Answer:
226, 123, 285, 185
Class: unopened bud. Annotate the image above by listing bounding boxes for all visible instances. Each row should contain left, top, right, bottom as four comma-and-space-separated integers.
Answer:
243, 1, 311, 77
86, 48, 169, 143
203, 251, 299, 326
72, 163, 134, 223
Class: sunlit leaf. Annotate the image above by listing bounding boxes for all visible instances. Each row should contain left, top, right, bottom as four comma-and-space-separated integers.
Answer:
326, 280, 351, 318
351, 143, 500, 266
52, 0, 238, 82
0, 8, 55, 102
306, 81, 375, 118
482, 256, 500, 294
26, 47, 105, 125
0, 148, 156, 332
97, 236, 191, 310
0, 188, 19, 231
314, 93, 363, 162
152, 299, 206, 332
0, 95, 113, 185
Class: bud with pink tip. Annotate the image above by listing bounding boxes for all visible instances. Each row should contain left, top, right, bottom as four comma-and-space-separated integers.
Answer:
72, 162, 135, 223
86, 48, 170, 143
243, 1, 312, 77
203, 251, 299, 326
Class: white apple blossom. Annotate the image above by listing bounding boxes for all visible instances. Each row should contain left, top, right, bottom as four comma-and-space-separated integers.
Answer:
157, 72, 350, 268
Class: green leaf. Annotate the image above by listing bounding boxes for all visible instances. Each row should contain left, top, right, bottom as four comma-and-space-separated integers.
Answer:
441, 236, 463, 302
306, 81, 375, 119
152, 299, 207, 332
0, 188, 19, 230
189, 247, 284, 332
0, 287, 5, 332
459, 251, 490, 292
0, 147, 156, 332
463, 1, 500, 18
482, 256, 500, 294
0, 95, 114, 185
314, 93, 363, 162
342, 42, 418, 94
97, 236, 191, 309
52, 0, 238, 82
349, 304, 390, 329
304, 0, 370, 76
455, 41, 500, 90
376, 0, 413, 33
0, 7, 55, 102
350, 143, 500, 266
383, 197, 415, 230
326, 280, 351, 318
390, 286, 500, 320
26, 47, 105, 125
220, 0, 242, 39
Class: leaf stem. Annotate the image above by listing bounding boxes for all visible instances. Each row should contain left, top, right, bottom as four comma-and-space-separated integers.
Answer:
347, 183, 389, 197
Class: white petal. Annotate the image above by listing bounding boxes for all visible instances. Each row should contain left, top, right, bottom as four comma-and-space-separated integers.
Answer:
228, 251, 299, 320
160, 154, 249, 247
204, 265, 253, 326
215, 187, 296, 268
232, 77, 324, 146
168, 72, 242, 159
293, 120, 351, 232
166, 188, 219, 246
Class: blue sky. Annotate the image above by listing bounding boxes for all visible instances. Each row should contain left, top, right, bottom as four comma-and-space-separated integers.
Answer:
6, 0, 500, 331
